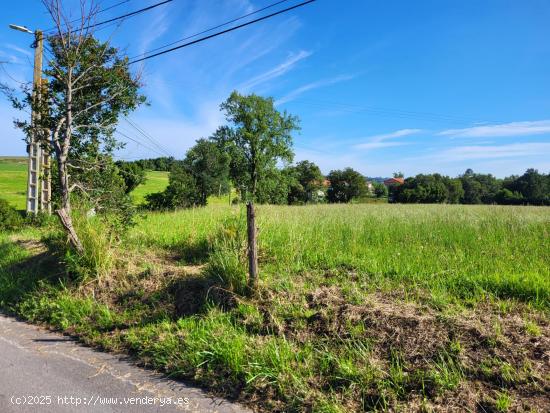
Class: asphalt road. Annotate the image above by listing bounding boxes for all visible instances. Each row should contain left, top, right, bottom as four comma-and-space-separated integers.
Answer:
0, 314, 252, 413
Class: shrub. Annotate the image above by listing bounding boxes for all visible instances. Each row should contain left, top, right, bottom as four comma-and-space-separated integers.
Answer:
0, 198, 24, 230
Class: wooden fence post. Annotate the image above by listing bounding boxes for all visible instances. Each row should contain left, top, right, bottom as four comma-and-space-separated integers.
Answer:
246, 201, 258, 294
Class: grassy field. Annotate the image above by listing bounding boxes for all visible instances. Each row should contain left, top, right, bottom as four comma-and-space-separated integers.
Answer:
1, 202, 549, 412
0, 157, 27, 210
130, 170, 169, 205
0, 157, 169, 209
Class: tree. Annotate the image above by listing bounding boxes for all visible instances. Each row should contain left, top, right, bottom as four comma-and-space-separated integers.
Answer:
459, 170, 501, 204
217, 91, 299, 202
327, 168, 367, 203
287, 160, 325, 204
373, 181, 388, 198
445, 178, 464, 204
2, 1, 145, 251
146, 139, 230, 210
390, 174, 465, 204
115, 161, 146, 193
393, 171, 404, 178
495, 188, 524, 205
505, 169, 549, 205
181, 139, 230, 206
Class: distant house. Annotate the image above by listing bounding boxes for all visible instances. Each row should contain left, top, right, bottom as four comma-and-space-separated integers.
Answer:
365, 180, 374, 195
383, 177, 404, 186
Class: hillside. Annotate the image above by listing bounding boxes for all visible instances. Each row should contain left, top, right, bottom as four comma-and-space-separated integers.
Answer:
0, 157, 169, 210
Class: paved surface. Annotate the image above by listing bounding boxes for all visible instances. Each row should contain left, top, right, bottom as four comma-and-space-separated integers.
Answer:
0, 314, 252, 413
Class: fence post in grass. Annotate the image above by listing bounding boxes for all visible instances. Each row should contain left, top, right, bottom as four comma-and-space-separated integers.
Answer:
246, 201, 259, 294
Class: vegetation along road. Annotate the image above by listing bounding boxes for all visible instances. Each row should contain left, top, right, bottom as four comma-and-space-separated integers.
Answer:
0, 314, 250, 413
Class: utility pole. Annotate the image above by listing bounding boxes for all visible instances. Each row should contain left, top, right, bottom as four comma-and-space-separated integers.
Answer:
9, 25, 51, 215
39, 77, 52, 214
27, 29, 44, 215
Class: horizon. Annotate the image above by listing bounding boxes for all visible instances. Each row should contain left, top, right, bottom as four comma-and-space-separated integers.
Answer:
1, 0, 550, 178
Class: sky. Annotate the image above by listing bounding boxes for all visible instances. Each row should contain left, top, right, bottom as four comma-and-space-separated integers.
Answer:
1, 0, 549, 178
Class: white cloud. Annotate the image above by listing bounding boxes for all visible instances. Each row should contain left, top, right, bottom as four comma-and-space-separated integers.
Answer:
116, 102, 225, 159
354, 141, 411, 150
137, 8, 171, 57
439, 120, 550, 138
5, 44, 32, 58
240, 50, 312, 91
354, 128, 422, 150
275, 75, 354, 105
440, 142, 550, 161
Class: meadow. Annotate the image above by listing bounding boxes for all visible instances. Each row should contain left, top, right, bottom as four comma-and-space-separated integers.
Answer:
1, 161, 549, 412
1, 200, 549, 412
0, 157, 27, 210
0, 157, 170, 209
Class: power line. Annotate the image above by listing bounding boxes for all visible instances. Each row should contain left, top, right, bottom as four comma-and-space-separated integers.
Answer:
129, 0, 292, 60
46, 0, 173, 34
115, 129, 168, 157
122, 116, 175, 157
84, 0, 173, 31
44, 0, 132, 33
129, 0, 316, 64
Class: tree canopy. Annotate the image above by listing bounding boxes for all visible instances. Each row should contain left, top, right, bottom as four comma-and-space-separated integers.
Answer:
327, 168, 367, 203
216, 91, 299, 202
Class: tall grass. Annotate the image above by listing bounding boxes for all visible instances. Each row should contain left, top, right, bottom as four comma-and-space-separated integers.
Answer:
129, 204, 550, 307
1, 203, 549, 412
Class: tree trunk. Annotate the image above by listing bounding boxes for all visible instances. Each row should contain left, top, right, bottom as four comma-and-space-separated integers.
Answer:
56, 155, 83, 253
55, 72, 84, 254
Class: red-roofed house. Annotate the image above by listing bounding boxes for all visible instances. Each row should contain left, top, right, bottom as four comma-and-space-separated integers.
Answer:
383, 177, 404, 186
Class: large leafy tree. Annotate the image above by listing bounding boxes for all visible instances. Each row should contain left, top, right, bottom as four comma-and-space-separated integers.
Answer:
459, 169, 501, 204
327, 168, 367, 203
216, 91, 299, 202
146, 139, 230, 210
181, 139, 230, 205
2, 1, 145, 251
504, 168, 549, 205
287, 160, 325, 204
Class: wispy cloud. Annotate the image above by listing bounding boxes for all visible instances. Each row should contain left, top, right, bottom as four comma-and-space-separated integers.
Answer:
439, 120, 550, 138
275, 74, 354, 105
354, 128, 422, 150
439, 142, 550, 161
5, 44, 32, 58
240, 50, 312, 91
138, 8, 171, 56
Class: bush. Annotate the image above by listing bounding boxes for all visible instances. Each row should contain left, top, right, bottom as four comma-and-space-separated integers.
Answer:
0, 198, 24, 230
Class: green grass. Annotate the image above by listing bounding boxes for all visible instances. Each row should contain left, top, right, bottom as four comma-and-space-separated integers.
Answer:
0, 157, 28, 210
129, 204, 550, 307
1, 203, 549, 412
0, 159, 169, 209
130, 170, 169, 205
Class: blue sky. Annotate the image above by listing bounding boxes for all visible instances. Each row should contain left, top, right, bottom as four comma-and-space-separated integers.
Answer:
1, 0, 550, 177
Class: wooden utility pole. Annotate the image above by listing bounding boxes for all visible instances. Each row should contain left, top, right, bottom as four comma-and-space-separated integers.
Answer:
246, 202, 259, 293
26, 30, 44, 215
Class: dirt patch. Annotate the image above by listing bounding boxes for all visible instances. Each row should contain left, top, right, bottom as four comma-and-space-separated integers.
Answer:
274, 286, 550, 412
11, 237, 48, 255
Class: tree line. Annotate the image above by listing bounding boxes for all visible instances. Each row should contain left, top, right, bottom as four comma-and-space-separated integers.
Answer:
390, 168, 550, 205
119, 89, 550, 208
